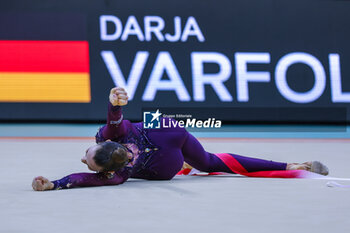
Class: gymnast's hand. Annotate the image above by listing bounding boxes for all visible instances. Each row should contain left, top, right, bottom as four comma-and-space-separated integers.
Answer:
109, 87, 129, 106
32, 176, 54, 191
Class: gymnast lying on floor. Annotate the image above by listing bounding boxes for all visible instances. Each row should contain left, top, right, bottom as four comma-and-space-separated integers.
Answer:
32, 87, 329, 191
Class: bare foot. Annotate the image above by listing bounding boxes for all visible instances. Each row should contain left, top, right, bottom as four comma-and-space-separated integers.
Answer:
181, 162, 193, 170
286, 162, 311, 171
287, 161, 329, 176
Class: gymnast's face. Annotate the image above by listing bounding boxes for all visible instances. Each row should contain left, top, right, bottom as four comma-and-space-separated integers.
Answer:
81, 145, 103, 172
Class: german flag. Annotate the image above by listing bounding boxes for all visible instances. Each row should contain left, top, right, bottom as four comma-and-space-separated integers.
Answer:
0, 14, 91, 103
0, 40, 90, 103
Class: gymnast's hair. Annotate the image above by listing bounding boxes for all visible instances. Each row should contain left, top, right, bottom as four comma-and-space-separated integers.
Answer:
93, 141, 129, 172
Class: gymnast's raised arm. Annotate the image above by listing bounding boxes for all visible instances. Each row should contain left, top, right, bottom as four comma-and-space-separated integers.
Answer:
96, 87, 130, 142
31, 87, 132, 191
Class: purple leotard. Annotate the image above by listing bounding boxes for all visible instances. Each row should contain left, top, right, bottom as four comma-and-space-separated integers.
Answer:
51, 103, 287, 190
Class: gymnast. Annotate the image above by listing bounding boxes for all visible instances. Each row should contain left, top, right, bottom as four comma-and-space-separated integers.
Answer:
32, 87, 329, 191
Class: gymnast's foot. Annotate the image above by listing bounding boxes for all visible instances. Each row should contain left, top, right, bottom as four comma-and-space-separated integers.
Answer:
287, 161, 329, 176
181, 162, 193, 170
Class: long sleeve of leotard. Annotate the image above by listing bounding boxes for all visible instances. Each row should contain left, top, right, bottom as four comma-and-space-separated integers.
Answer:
51, 169, 131, 190
95, 102, 131, 142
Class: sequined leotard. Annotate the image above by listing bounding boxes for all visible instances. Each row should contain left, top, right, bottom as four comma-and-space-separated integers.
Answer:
51, 103, 287, 189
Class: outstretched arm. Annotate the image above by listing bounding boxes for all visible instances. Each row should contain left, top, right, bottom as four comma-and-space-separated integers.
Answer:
32, 169, 131, 191
96, 87, 130, 142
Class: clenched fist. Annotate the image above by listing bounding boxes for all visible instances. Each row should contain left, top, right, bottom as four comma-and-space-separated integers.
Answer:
32, 176, 54, 191
109, 87, 129, 106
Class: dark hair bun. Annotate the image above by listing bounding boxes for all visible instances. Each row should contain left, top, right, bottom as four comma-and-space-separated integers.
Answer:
93, 141, 129, 171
